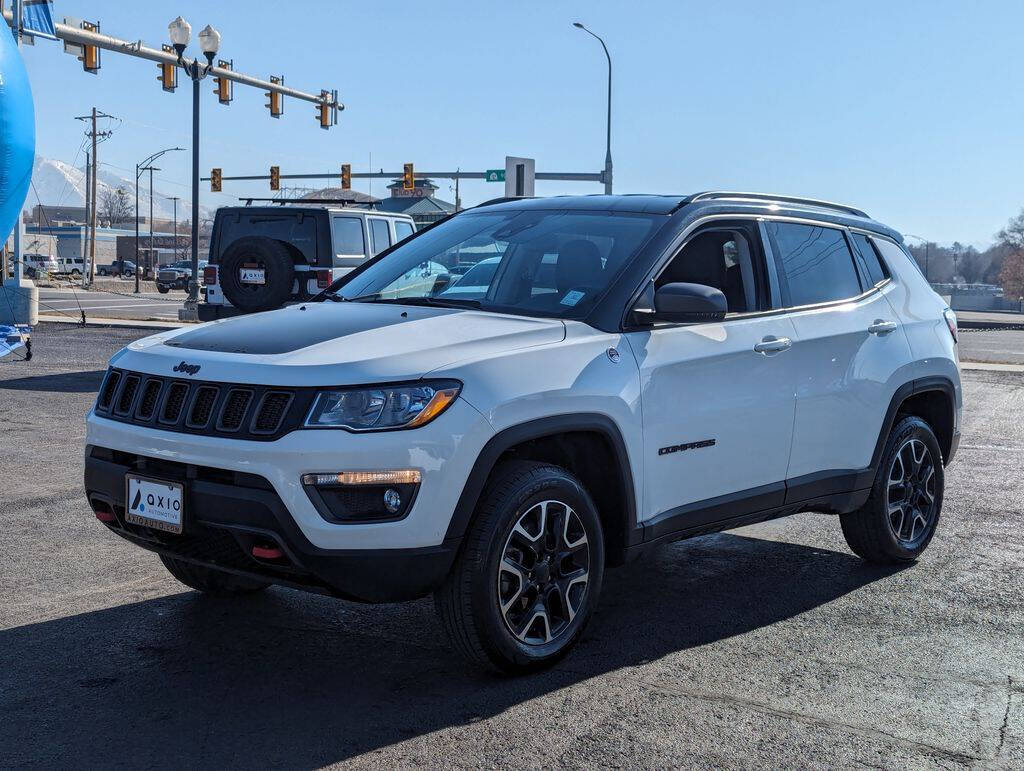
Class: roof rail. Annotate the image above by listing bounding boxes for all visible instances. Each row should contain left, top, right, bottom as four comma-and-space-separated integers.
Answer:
473, 196, 535, 208
237, 197, 382, 209
685, 191, 868, 219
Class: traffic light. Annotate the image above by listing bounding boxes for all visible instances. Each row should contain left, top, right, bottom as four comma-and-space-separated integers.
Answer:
317, 90, 331, 130
210, 168, 222, 193
270, 166, 280, 191
213, 59, 233, 104
341, 164, 351, 190
403, 163, 415, 191
158, 44, 176, 92
81, 21, 100, 74
266, 76, 283, 118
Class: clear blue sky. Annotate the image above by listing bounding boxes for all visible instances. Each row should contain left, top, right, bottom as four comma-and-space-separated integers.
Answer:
18, 0, 1024, 246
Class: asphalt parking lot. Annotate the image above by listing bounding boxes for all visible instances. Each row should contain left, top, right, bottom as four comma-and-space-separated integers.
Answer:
37, 286, 184, 322
2, 323, 1024, 768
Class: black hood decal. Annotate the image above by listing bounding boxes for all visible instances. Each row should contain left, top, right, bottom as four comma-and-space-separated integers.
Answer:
165, 304, 454, 355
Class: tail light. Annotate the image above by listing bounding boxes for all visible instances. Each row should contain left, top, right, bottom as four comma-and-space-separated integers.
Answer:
203, 265, 217, 285
316, 269, 332, 289
943, 309, 958, 343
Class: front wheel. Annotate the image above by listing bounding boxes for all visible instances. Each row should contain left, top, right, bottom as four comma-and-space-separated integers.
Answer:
435, 461, 604, 674
157, 285, 170, 294
840, 416, 944, 563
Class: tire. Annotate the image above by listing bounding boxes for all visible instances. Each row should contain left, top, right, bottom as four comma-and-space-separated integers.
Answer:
840, 415, 945, 563
435, 461, 605, 674
159, 554, 270, 596
157, 285, 170, 294
219, 236, 295, 312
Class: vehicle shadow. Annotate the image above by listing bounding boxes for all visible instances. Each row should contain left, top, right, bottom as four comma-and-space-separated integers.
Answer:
1, 533, 904, 767
0, 369, 105, 393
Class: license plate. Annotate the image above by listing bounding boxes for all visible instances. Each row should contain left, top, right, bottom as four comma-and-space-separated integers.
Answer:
240, 268, 266, 285
125, 475, 184, 534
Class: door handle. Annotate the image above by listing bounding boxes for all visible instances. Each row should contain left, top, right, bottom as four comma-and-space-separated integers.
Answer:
867, 320, 898, 335
753, 336, 792, 354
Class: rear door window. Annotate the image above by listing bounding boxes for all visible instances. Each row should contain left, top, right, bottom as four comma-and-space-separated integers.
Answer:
766, 222, 863, 307
369, 218, 392, 256
332, 216, 366, 266
394, 220, 415, 242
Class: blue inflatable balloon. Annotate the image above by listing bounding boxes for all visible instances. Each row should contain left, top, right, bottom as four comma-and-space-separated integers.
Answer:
0, 21, 35, 245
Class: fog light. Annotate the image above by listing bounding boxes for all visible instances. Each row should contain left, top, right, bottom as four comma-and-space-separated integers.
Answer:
383, 488, 402, 514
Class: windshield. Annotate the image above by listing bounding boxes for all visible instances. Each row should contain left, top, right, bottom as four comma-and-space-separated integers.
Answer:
333, 209, 664, 317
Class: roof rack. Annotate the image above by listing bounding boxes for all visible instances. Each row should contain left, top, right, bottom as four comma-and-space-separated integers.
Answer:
685, 191, 868, 219
237, 197, 382, 209
473, 196, 535, 208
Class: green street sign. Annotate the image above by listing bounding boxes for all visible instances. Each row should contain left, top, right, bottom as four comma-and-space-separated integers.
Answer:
485, 169, 505, 182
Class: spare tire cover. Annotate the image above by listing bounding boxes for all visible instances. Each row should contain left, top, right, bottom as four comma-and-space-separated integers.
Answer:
219, 236, 296, 312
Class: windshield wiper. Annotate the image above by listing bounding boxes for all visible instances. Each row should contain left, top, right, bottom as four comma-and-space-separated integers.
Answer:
346, 294, 481, 309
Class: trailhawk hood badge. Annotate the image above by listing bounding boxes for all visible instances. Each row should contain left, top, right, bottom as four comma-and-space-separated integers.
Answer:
172, 361, 202, 376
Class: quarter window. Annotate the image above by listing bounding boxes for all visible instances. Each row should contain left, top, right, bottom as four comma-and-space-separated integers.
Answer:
766, 222, 862, 307
851, 233, 890, 287
394, 220, 415, 242
369, 219, 392, 256
332, 217, 365, 256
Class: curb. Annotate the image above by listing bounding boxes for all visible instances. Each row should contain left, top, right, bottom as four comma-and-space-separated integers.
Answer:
37, 314, 188, 330
960, 361, 1024, 373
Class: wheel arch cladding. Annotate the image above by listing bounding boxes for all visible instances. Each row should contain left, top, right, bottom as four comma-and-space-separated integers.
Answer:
446, 414, 637, 565
872, 377, 957, 469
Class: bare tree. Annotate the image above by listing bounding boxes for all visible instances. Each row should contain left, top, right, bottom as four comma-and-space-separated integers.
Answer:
99, 187, 132, 226
996, 209, 1024, 298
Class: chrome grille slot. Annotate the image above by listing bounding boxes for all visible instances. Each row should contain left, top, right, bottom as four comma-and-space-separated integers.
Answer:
114, 375, 141, 416
98, 370, 121, 411
135, 378, 163, 420
186, 386, 220, 429
160, 382, 190, 424
217, 389, 253, 432
251, 391, 293, 434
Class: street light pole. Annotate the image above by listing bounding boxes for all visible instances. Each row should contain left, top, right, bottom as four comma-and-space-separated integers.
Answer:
168, 16, 221, 321
148, 166, 158, 278
573, 22, 612, 194
168, 197, 180, 259
133, 148, 182, 293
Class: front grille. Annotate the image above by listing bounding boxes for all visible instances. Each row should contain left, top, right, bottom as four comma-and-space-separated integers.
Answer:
114, 375, 140, 415
252, 392, 293, 434
161, 382, 190, 424
135, 379, 163, 420
186, 386, 219, 428
98, 371, 121, 410
94, 368, 310, 441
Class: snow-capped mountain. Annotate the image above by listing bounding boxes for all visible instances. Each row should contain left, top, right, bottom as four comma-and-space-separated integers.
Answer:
28, 157, 213, 221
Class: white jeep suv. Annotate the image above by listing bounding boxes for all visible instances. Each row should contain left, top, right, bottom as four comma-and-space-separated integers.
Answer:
85, 192, 961, 673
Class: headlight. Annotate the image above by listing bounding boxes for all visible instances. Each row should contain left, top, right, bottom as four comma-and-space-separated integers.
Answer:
304, 380, 461, 431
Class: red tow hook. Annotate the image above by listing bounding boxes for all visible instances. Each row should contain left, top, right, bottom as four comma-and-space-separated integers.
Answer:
251, 544, 284, 560
93, 501, 115, 522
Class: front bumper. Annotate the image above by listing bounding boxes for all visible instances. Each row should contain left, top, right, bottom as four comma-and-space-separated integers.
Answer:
85, 397, 492, 551
84, 446, 458, 602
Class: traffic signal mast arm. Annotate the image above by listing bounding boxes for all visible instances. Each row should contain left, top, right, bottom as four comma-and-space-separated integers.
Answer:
1, 8, 342, 114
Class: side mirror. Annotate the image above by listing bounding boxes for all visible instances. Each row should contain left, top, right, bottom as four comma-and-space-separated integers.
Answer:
650, 282, 727, 323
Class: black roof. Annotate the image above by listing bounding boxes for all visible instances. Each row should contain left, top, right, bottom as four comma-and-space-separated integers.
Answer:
473, 192, 902, 241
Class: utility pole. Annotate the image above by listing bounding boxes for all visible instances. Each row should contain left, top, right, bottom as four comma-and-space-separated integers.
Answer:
74, 108, 114, 285
83, 151, 91, 286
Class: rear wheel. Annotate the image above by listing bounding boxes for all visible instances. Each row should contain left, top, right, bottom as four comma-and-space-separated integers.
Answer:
159, 555, 270, 596
840, 416, 944, 563
435, 461, 604, 674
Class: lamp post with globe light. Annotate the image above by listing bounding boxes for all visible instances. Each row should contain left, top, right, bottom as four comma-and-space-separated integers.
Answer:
167, 16, 220, 319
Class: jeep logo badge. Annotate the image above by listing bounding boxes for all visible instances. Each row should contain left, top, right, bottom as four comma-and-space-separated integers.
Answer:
172, 361, 201, 376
